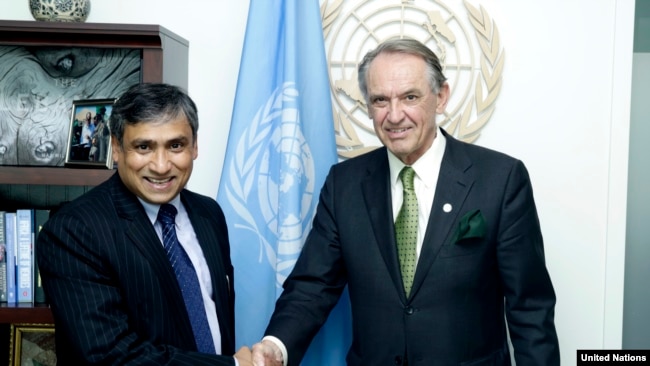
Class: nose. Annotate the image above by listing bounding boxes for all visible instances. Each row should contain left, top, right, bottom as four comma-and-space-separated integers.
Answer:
387, 100, 404, 123
150, 149, 172, 173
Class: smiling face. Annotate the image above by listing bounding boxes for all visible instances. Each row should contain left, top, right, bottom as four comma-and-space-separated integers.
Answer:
111, 114, 198, 204
367, 52, 449, 165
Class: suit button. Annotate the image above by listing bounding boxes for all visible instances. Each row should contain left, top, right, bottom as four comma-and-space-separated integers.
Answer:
404, 306, 415, 315
394, 355, 403, 365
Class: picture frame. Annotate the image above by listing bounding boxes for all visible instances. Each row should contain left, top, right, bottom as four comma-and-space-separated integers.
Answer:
9, 323, 56, 366
65, 98, 116, 168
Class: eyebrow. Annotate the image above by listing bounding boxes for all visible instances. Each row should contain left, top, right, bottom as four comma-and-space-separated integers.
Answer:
129, 135, 189, 145
369, 88, 421, 99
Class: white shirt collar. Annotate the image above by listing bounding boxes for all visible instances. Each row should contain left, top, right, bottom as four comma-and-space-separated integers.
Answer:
387, 127, 446, 187
139, 196, 183, 225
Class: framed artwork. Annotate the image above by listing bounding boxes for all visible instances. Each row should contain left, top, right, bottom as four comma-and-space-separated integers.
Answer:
65, 98, 115, 169
9, 324, 56, 366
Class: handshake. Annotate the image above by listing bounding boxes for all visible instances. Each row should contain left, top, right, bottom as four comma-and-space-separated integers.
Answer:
234, 339, 284, 366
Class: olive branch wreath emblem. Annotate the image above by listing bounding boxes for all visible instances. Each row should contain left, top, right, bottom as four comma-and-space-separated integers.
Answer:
321, 0, 505, 156
223, 84, 298, 270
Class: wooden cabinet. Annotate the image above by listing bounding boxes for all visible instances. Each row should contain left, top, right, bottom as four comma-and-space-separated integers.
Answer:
0, 20, 188, 361
0, 19, 189, 167
0, 19, 189, 87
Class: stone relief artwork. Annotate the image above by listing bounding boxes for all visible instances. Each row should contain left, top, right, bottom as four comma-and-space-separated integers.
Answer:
0, 46, 141, 166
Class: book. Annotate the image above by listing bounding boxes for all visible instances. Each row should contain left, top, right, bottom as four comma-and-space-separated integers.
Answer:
0, 211, 6, 302
4, 212, 17, 305
16, 209, 34, 303
33, 209, 50, 304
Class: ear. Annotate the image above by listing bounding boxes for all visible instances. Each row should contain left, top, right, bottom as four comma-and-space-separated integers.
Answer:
110, 135, 120, 163
367, 105, 375, 120
192, 139, 199, 160
436, 82, 450, 114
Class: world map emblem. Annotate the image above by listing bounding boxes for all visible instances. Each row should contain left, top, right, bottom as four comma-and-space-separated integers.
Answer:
224, 83, 316, 286
321, 0, 505, 158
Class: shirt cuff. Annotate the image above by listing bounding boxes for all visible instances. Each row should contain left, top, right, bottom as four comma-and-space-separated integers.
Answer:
262, 335, 288, 366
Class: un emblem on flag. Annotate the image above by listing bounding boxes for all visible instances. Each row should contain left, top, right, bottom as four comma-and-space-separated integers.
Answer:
224, 82, 316, 286
322, 0, 505, 158
257, 108, 315, 258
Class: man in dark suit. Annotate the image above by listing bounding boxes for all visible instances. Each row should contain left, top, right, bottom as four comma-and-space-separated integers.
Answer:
252, 38, 560, 365
37, 83, 253, 365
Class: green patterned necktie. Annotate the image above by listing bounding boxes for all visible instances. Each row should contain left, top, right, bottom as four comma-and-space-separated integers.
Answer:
395, 166, 418, 297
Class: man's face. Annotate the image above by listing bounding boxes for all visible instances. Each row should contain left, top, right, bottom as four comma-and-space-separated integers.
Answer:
366, 52, 449, 165
111, 115, 198, 204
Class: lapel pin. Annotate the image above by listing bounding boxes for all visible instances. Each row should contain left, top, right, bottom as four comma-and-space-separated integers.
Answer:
443, 203, 452, 213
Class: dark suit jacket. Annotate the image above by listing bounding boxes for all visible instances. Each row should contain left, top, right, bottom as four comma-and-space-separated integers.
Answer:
265, 131, 559, 365
37, 173, 236, 365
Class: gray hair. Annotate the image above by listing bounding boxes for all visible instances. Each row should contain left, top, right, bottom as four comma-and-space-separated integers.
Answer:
357, 38, 447, 104
109, 83, 198, 146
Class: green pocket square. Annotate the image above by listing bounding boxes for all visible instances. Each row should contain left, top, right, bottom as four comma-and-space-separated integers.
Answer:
451, 209, 486, 243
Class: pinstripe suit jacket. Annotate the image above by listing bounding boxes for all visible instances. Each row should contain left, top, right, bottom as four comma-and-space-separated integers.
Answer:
37, 173, 236, 365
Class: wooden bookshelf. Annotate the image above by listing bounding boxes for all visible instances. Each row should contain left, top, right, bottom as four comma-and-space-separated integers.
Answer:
0, 20, 189, 361
0, 20, 189, 87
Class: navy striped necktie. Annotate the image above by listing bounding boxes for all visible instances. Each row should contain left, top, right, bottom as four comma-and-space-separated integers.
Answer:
158, 203, 216, 354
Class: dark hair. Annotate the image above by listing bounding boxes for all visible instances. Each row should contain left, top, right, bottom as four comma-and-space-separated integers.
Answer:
357, 38, 447, 104
109, 83, 198, 146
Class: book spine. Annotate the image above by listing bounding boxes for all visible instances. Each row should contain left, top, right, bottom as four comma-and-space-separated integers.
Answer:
4, 212, 17, 305
33, 209, 50, 304
16, 209, 34, 303
0, 211, 6, 302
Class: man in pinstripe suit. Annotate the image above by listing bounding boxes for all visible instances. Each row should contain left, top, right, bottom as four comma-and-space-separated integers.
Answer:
37, 83, 253, 365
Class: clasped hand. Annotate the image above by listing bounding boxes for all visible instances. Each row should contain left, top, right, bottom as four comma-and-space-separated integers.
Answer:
234, 340, 283, 366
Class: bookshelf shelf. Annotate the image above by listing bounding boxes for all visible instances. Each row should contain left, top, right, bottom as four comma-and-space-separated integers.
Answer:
0, 304, 54, 324
0, 166, 115, 186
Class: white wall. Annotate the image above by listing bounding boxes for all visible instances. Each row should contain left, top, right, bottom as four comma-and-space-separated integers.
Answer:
0, 1, 635, 365
473, 2, 634, 362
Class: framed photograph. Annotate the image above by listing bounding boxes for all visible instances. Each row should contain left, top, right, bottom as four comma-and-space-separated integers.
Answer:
65, 98, 115, 168
9, 324, 56, 366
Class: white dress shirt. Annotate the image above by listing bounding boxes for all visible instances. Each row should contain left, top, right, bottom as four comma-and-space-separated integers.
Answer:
387, 127, 446, 259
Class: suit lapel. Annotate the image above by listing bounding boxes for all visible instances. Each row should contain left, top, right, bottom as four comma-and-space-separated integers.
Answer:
109, 175, 195, 343
410, 133, 475, 298
360, 149, 406, 301
181, 192, 234, 348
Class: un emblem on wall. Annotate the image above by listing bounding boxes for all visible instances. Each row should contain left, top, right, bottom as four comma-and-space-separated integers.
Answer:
321, 0, 505, 158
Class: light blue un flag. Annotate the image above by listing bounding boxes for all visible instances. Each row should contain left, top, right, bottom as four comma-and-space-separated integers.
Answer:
217, 0, 352, 364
